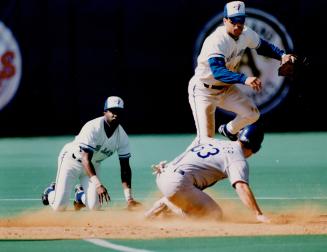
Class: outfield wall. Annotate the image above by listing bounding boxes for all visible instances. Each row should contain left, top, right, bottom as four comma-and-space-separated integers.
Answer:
0, 0, 325, 136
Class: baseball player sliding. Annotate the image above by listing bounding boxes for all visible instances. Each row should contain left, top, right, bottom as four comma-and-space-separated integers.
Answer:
145, 123, 270, 223
41, 96, 141, 211
189, 1, 295, 145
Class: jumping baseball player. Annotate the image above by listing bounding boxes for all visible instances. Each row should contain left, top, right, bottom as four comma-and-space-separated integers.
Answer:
189, 1, 295, 145
145, 123, 270, 223
41, 96, 141, 211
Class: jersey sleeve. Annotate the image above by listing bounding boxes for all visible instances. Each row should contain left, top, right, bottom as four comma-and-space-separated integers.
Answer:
208, 57, 247, 84
256, 38, 285, 60
117, 126, 131, 159
244, 26, 260, 49
226, 160, 249, 187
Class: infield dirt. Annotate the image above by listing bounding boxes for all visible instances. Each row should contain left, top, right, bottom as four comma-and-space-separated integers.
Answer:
1, 199, 326, 239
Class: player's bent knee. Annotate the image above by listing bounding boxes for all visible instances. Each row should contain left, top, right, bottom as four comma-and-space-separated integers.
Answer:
243, 108, 260, 124
48, 191, 69, 211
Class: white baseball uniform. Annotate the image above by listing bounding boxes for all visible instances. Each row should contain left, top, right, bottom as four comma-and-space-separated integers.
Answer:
48, 116, 131, 211
155, 139, 249, 218
189, 25, 260, 145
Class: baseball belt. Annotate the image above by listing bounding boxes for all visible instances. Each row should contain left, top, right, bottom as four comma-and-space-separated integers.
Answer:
72, 153, 82, 163
203, 83, 226, 90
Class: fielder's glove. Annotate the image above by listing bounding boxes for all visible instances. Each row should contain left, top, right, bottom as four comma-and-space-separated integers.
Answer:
278, 54, 309, 78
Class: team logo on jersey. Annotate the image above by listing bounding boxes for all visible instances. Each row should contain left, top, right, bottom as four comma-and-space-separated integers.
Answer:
0, 21, 22, 111
193, 8, 294, 114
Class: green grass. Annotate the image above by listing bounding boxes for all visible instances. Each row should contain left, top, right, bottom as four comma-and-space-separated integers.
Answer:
0, 133, 326, 251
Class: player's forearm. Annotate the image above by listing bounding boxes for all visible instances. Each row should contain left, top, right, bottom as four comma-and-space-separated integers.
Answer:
83, 163, 97, 177
208, 57, 247, 84
256, 38, 285, 60
80, 150, 98, 177
235, 182, 262, 216
120, 158, 132, 187
119, 158, 134, 201
121, 169, 132, 187
81, 155, 97, 177
81, 160, 103, 188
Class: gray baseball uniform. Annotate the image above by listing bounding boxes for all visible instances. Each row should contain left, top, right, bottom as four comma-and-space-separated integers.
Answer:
156, 139, 249, 217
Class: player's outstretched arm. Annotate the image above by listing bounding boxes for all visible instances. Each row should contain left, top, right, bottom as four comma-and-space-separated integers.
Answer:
234, 181, 270, 223
119, 158, 142, 209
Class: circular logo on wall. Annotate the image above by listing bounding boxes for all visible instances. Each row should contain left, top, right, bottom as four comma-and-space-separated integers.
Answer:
0, 21, 22, 111
193, 8, 294, 114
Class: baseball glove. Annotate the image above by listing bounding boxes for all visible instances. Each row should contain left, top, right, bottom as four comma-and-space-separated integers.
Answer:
278, 55, 309, 77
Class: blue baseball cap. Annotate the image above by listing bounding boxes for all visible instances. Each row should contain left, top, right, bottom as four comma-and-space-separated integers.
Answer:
224, 1, 246, 24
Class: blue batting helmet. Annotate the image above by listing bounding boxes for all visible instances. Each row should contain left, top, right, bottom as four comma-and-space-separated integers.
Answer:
238, 124, 264, 153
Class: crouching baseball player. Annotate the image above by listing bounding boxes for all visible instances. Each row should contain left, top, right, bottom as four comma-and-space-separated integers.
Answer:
144, 123, 270, 223
41, 96, 141, 211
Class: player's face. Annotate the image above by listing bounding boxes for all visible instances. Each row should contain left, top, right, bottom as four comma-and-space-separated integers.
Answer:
224, 18, 245, 38
104, 108, 123, 125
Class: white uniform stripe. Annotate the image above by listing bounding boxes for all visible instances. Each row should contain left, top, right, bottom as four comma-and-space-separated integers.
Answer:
84, 238, 153, 252
119, 153, 131, 158
79, 143, 96, 150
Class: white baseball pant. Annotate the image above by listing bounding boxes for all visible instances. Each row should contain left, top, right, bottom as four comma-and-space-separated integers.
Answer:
188, 76, 259, 144
47, 144, 101, 211
155, 166, 222, 219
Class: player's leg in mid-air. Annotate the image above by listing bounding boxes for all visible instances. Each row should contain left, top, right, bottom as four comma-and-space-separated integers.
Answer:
188, 94, 216, 144
218, 85, 260, 139
188, 77, 224, 146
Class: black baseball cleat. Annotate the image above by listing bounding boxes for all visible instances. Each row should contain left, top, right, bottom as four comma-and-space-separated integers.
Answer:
218, 124, 238, 141
73, 184, 86, 211
41, 182, 56, 206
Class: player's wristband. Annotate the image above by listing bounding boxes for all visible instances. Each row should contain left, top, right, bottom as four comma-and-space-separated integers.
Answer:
90, 175, 102, 188
124, 188, 133, 201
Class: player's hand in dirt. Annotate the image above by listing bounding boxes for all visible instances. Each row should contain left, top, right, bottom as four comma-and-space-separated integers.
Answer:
97, 185, 110, 205
256, 214, 271, 223
245, 77, 262, 92
127, 199, 142, 210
